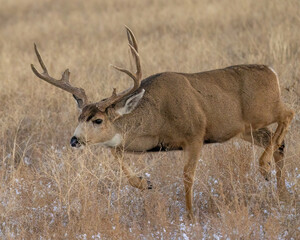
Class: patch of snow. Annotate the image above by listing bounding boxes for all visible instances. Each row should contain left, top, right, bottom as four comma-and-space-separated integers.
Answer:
77, 233, 87, 240
285, 180, 295, 190
23, 156, 31, 165
180, 222, 189, 240
92, 233, 101, 239
213, 233, 221, 240
259, 225, 264, 239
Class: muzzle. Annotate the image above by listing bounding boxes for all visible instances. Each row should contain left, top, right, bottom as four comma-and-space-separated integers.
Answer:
70, 136, 81, 148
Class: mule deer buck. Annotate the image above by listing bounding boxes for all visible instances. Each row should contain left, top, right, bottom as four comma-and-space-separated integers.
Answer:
31, 26, 294, 220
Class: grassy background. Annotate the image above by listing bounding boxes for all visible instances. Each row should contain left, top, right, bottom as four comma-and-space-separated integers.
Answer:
0, 0, 299, 239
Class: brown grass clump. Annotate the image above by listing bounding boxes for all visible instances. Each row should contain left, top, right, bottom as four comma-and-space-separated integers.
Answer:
0, 0, 299, 239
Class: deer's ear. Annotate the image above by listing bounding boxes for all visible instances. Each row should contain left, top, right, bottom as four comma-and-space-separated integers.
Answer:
116, 89, 145, 116
73, 94, 84, 112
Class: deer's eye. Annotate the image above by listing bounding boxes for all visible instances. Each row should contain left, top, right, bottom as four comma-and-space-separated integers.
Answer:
93, 119, 103, 125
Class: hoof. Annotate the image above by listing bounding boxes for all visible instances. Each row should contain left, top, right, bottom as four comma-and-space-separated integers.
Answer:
187, 212, 195, 223
264, 173, 271, 181
259, 166, 271, 181
147, 180, 153, 189
138, 176, 153, 190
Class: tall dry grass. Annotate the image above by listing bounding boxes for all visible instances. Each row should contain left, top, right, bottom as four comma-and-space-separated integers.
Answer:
0, 0, 299, 239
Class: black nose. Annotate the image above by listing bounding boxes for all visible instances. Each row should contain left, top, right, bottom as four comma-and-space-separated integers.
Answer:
70, 136, 79, 147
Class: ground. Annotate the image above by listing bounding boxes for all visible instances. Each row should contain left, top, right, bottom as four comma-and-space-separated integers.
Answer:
0, 0, 299, 239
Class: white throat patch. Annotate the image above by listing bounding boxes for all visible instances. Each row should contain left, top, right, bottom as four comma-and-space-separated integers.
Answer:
101, 133, 122, 147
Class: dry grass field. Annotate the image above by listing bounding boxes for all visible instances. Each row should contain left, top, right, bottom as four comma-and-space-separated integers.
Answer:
0, 0, 299, 239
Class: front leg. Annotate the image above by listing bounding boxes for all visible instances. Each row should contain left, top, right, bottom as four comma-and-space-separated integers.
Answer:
111, 148, 152, 190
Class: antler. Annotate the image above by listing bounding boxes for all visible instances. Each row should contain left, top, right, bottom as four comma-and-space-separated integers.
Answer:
96, 26, 142, 111
31, 44, 88, 109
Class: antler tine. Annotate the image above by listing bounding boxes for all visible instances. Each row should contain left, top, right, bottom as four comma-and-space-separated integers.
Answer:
96, 27, 143, 111
31, 44, 88, 108
31, 44, 70, 87
128, 44, 142, 80
111, 64, 137, 81
125, 26, 138, 52
125, 26, 142, 80
111, 26, 142, 83
33, 43, 48, 75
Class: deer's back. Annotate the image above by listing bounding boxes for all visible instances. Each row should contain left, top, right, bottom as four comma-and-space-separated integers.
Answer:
132, 64, 282, 143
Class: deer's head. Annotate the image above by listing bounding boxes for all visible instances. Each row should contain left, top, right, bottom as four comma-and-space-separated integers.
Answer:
31, 27, 144, 149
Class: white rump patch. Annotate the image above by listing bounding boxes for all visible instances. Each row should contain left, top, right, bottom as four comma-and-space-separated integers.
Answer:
101, 133, 122, 147
268, 66, 277, 75
268, 66, 281, 94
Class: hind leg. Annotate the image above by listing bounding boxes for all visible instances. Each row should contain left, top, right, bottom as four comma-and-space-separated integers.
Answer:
242, 127, 289, 196
258, 109, 294, 180
273, 143, 290, 199
183, 141, 203, 221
